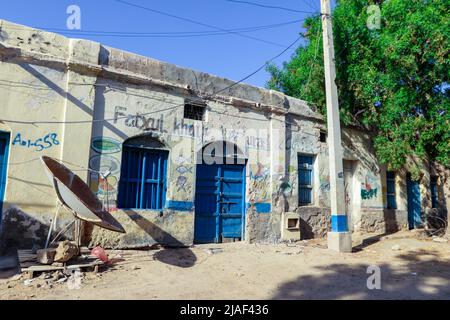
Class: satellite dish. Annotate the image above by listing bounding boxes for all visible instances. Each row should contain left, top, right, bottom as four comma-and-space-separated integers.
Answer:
41, 156, 126, 234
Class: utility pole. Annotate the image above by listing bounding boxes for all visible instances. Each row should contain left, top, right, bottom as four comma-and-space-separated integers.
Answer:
321, 0, 352, 252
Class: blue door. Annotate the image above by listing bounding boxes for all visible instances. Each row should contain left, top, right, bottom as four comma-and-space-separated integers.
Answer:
194, 163, 246, 243
407, 174, 421, 229
0, 132, 10, 224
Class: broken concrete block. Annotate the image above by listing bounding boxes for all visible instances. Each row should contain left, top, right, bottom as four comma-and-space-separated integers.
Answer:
54, 241, 79, 263
37, 249, 56, 265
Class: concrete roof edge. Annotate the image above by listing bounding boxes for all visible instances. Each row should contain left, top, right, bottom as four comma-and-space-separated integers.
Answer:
0, 19, 320, 119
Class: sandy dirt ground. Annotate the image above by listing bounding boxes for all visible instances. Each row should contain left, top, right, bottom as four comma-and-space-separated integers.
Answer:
0, 230, 449, 300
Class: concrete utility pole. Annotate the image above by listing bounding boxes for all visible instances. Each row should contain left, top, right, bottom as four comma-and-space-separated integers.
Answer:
320, 0, 352, 252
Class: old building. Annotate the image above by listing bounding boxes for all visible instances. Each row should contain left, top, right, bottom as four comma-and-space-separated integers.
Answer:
0, 20, 448, 249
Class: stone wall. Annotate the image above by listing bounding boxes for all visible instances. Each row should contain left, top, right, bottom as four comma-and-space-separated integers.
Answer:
297, 207, 331, 239
359, 209, 408, 234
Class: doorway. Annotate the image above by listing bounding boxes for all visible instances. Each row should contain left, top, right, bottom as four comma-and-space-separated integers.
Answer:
0, 132, 10, 225
407, 174, 422, 229
343, 160, 355, 231
194, 142, 246, 243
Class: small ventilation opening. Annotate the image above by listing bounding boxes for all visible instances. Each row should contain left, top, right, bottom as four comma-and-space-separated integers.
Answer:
184, 100, 206, 121
320, 130, 327, 143
287, 218, 299, 230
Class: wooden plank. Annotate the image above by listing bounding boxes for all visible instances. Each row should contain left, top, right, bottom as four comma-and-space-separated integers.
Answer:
21, 258, 102, 271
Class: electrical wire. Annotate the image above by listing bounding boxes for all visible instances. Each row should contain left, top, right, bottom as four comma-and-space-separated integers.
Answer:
212, 35, 303, 96
303, 22, 322, 96
301, 0, 321, 13
4, 18, 306, 39
225, 0, 319, 15
113, 0, 287, 47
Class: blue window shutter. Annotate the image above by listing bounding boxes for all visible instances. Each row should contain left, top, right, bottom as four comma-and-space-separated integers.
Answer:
386, 171, 397, 209
298, 155, 314, 206
118, 146, 168, 210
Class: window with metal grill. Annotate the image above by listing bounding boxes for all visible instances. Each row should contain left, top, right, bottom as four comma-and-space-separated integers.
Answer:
386, 171, 397, 209
298, 155, 314, 206
431, 176, 438, 208
117, 146, 168, 210
184, 100, 206, 121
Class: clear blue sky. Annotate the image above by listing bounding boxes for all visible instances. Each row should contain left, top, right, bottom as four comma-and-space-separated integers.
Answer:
1, 0, 335, 88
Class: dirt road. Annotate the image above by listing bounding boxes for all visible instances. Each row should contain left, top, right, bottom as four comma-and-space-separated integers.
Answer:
1, 231, 449, 300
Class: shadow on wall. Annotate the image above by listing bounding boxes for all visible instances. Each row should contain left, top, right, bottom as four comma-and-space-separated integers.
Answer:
19, 64, 128, 140
123, 210, 197, 268
272, 249, 450, 300
0, 204, 60, 251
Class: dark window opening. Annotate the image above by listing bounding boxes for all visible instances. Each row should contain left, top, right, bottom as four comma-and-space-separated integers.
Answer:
320, 131, 327, 143
184, 100, 206, 121
431, 176, 438, 208
287, 218, 299, 230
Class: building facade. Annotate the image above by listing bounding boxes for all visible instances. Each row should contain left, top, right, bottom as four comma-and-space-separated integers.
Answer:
0, 20, 448, 249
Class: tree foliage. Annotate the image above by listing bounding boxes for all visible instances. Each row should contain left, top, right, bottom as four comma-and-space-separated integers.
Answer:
267, 0, 449, 172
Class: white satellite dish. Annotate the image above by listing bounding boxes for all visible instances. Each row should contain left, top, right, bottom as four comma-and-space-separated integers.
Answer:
41, 156, 126, 236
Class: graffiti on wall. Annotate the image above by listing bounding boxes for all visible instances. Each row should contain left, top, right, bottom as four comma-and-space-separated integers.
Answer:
318, 167, 330, 192
249, 162, 271, 202
361, 174, 379, 200
91, 137, 122, 154
173, 117, 207, 139
12, 133, 60, 152
114, 106, 165, 132
89, 137, 122, 212
174, 153, 193, 195
279, 169, 297, 197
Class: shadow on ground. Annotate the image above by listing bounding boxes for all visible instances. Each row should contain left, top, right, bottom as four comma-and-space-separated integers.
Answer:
0, 248, 20, 280
124, 211, 197, 268
272, 249, 450, 300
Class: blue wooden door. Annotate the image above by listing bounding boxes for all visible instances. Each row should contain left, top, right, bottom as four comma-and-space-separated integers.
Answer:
194, 163, 246, 243
0, 132, 9, 224
407, 174, 421, 229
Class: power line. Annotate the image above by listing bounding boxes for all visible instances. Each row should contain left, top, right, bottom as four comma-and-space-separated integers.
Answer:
225, 0, 319, 14
113, 0, 287, 47
5, 18, 305, 38
303, 23, 322, 96
16, 19, 306, 39
212, 35, 303, 96
301, 0, 321, 13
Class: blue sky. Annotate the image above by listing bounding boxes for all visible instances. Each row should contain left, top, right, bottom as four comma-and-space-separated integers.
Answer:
1, 0, 334, 88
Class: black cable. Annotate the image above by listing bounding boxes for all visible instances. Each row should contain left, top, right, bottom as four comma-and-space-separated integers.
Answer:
212, 35, 303, 96
113, 0, 287, 47
225, 0, 319, 14
7, 18, 306, 38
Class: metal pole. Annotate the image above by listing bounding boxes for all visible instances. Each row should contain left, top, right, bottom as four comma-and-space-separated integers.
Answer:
320, 0, 352, 252
45, 203, 61, 249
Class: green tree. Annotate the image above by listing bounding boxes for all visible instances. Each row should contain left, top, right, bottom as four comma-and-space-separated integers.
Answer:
267, 0, 450, 172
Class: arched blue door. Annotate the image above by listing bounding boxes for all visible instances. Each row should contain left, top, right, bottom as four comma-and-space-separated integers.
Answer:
194, 143, 246, 243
